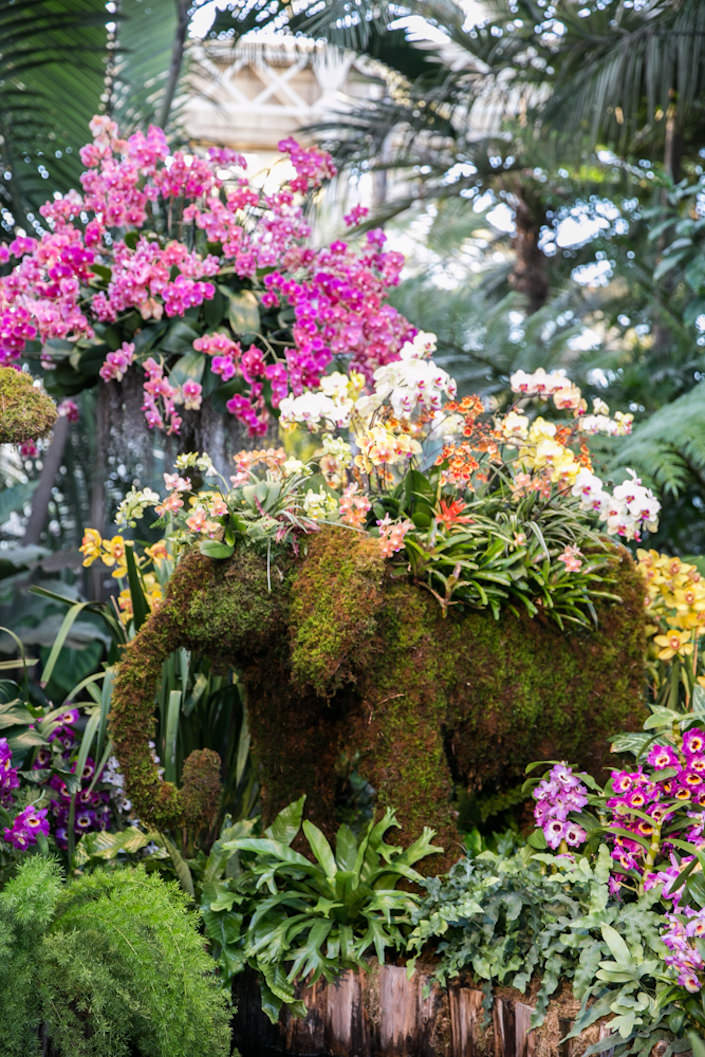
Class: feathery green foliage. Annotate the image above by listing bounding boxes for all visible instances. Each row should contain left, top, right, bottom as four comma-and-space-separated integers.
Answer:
0, 859, 231, 1057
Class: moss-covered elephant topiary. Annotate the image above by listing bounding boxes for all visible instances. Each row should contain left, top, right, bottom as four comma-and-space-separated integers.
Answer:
110, 527, 646, 860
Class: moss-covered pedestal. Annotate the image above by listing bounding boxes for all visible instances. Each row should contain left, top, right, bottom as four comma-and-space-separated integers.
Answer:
111, 527, 646, 860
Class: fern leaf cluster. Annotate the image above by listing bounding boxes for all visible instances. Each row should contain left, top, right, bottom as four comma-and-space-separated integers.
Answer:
610, 382, 705, 497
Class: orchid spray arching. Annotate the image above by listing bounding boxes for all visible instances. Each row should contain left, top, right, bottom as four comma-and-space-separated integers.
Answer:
0, 117, 414, 438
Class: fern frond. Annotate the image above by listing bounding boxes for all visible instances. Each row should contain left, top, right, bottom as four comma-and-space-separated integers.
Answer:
611, 382, 705, 496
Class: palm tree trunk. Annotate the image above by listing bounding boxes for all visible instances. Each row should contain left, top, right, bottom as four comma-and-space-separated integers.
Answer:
158, 0, 190, 129
509, 191, 549, 314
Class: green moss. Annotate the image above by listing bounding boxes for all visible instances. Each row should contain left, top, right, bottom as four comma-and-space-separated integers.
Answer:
288, 527, 386, 696
110, 531, 647, 859
0, 367, 57, 443
181, 748, 222, 838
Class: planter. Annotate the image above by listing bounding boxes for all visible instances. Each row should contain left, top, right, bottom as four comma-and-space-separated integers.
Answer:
232, 965, 623, 1057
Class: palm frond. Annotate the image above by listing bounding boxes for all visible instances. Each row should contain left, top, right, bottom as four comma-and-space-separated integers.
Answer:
0, 0, 109, 233
108, 0, 181, 132
543, 0, 705, 147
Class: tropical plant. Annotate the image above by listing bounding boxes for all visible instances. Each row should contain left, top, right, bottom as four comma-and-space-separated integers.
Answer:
409, 844, 669, 1033
107, 353, 658, 634
0, 856, 231, 1057
407, 670, 705, 1052
200, 796, 441, 1022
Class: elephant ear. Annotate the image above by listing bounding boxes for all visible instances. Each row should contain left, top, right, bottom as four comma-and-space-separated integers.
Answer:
288, 526, 387, 698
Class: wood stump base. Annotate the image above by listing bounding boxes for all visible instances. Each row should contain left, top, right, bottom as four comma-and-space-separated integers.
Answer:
232, 965, 623, 1057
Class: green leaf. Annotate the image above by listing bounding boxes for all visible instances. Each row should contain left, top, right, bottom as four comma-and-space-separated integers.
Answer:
226, 290, 260, 335
125, 543, 150, 631
599, 923, 632, 965
266, 796, 305, 845
162, 833, 195, 898
163, 689, 181, 784
74, 826, 163, 865
40, 602, 93, 687
302, 820, 337, 881
160, 318, 200, 355
198, 540, 235, 560
168, 349, 205, 389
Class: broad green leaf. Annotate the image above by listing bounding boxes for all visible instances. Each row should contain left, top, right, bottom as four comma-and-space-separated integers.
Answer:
302, 820, 337, 881
227, 289, 260, 335
266, 796, 305, 845
168, 349, 205, 388
199, 540, 234, 559
599, 923, 632, 965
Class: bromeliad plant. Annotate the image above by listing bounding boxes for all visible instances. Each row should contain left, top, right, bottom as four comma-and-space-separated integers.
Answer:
93, 338, 661, 629
199, 796, 441, 1022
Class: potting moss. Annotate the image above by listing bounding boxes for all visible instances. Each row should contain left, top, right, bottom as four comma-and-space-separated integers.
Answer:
110, 531, 647, 858
0, 367, 57, 443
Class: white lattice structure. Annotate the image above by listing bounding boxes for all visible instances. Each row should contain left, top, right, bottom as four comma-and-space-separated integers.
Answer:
185, 37, 378, 163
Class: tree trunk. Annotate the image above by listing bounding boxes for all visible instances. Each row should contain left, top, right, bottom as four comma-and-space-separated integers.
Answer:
509, 190, 549, 314
23, 416, 70, 546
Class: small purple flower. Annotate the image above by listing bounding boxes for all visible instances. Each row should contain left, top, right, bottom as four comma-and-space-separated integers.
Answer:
0, 738, 20, 807
32, 747, 52, 770
533, 763, 588, 850
646, 744, 679, 769
683, 729, 705, 757
662, 906, 705, 993
3, 805, 50, 850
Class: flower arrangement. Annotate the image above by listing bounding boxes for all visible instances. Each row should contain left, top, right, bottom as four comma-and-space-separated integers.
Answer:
523, 685, 705, 1044
0, 706, 126, 871
82, 336, 660, 631
0, 117, 413, 437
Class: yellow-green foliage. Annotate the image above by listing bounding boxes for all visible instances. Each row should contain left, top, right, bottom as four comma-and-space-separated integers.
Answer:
0, 366, 57, 443
111, 530, 646, 860
0, 858, 231, 1057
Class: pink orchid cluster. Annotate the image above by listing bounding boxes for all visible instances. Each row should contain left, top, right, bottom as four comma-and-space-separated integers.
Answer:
606, 731, 705, 882
0, 116, 413, 437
